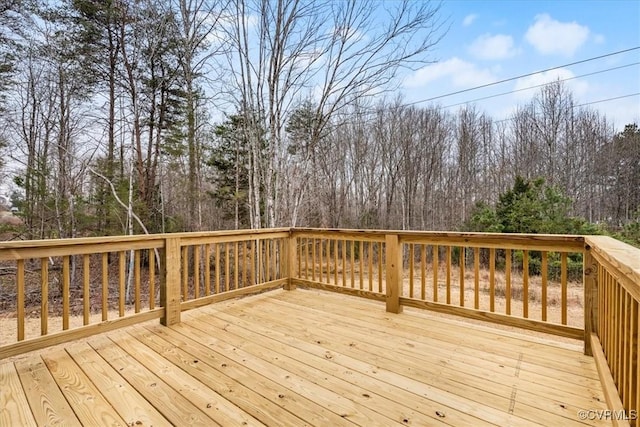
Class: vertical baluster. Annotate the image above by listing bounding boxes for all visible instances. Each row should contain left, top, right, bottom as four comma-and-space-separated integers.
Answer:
623, 292, 631, 410
378, 243, 383, 293
459, 247, 465, 307
522, 250, 528, 318
242, 242, 247, 288
215, 243, 221, 294
319, 239, 324, 283
225, 242, 231, 290
369, 242, 374, 292
542, 251, 548, 321
204, 245, 211, 296
474, 248, 479, 309
118, 252, 125, 317
433, 245, 439, 302
41, 258, 49, 335
257, 240, 263, 284
342, 240, 347, 287
181, 246, 188, 301
194, 245, 200, 299
408, 244, 414, 298
250, 240, 256, 286
489, 248, 495, 313
304, 238, 309, 280
83, 254, 90, 324
235, 241, 239, 290
446, 246, 452, 305
17, 259, 25, 341
149, 249, 156, 309
134, 250, 141, 313
102, 253, 108, 321
505, 249, 512, 315
561, 252, 568, 325
297, 239, 302, 282
421, 244, 426, 300
64, 255, 71, 329
609, 274, 615, 375
359, 241, 364, 290
311, 238, 317, 282
350, 240, 355, 288
334, 240, 338, 286
273, 239, 278, 279
617, 285, 623, 390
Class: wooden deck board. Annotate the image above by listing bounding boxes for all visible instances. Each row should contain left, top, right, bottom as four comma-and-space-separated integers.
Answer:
212, 293, 605, 426
261, 293, 606, 399
41, 348, 128, 426
15, 355, 81, 426
65, 341, 172, 427
0, 288, 614, 426
0, 361, 38, 426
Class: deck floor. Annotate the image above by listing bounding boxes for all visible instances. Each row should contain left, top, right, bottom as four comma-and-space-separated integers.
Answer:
1, 288, 610, 426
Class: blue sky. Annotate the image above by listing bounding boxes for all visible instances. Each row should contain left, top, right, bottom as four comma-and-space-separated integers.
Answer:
400, 0, 640, 131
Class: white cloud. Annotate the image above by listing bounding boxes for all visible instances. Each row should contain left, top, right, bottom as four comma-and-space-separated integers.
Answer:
462, 14, 477, 27
602, 97, 640, 129
512, 68, 589, 100
525, 14, 590, 56
404, 57, 496, 89
593, 34, 606, 44
468, 34, 519, 60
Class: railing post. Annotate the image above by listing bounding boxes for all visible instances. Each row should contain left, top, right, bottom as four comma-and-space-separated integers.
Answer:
583, 245, 597, 356
385, 234, 403, 314
285, 232, 297, 290
161, 237, 181, 326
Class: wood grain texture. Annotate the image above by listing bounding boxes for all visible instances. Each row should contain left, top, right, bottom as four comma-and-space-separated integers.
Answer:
0, 362, 38, 426
42, 349, 128, 426
15, 356, 81, 426
385, 234, 403, 314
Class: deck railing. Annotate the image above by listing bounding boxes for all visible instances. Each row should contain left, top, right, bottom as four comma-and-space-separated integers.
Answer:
0, 228, 638, 422
0, 229, 289, 359
585, 236, 639, 425
290, 229, 586, 338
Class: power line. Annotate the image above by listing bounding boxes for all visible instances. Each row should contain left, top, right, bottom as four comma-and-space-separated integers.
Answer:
407, 46, 640, 106
441, 62, 640, 109
493, 92, 640, 124
574, 92, 640, 108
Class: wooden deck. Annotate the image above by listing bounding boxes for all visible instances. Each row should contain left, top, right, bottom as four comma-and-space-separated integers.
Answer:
1, 288, 611, 426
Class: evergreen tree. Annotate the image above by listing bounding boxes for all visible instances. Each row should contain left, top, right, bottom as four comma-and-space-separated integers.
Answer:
208, 114, 251, 228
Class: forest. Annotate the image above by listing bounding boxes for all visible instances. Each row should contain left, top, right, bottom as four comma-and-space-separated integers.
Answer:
0, 0, 638, 245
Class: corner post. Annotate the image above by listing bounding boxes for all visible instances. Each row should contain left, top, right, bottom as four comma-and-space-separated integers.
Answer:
285, 231, 297, 290
385, 233, 403, 314
161, 237, 181, 326
583, 245, 597, 356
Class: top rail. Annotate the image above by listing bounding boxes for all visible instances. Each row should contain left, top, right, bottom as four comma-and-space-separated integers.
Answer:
586, 235, 640, 301
292, 228, 585, 251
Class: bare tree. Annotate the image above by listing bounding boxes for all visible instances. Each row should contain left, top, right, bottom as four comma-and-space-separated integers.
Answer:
226, 0, 445, 228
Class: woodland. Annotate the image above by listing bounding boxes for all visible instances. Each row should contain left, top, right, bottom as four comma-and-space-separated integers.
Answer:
0, 0, 638, 245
